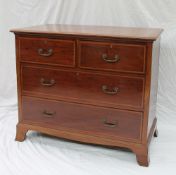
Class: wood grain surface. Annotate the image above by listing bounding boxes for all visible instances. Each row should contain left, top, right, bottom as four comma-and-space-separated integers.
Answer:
11, 24, 163, 41
12, 24, 163, 166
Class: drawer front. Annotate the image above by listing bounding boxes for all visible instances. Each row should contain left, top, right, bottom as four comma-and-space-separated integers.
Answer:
79, 41, 146, 73
22, 66, 144, 109
19, 37, 75, 66
22, 97, 142, 142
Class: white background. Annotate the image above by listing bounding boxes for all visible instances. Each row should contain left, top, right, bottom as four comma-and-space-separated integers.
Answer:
0, 0, 176, 174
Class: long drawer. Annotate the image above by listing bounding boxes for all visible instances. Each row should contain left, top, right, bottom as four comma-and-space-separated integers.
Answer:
79, 41, 146, 73
22, 96, 143, 142
21, 65, 144, 110
18, 37, 75, 67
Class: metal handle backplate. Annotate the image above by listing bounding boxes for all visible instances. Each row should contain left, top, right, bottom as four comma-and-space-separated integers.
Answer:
102, 54, 120, 63
38, 48, 53, 57
102, 85, 119, 95
40, 78, 55, 87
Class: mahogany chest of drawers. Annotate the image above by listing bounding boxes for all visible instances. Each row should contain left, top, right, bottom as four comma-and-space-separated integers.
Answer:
11, 25, 162, 166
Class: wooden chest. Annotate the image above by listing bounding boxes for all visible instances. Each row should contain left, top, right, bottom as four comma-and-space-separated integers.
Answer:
11, 25, 162, 166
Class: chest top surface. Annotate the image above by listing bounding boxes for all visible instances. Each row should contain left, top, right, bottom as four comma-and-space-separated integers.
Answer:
11, 24, 163, 41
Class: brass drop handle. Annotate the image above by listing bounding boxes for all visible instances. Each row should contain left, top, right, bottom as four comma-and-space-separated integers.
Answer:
102, 85, 119, 95
103, 118, 118, 128
102, 53, 120, 63
40, 78, 55, 87
43, 110, 56, 117
38, 48, 53, 57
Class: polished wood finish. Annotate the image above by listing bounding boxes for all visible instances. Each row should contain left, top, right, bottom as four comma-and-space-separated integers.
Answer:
147, 39, 160, 135
22, 96, 142, 142
79, 41, 146, 73
11, 24, 162, 167
11, 24, 162, 41
16, 124, 28, 142
19, 37, 75, 67
21, 65, 144, 110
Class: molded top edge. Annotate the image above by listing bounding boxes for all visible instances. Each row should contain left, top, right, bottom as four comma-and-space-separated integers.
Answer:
10, 24, 163, 41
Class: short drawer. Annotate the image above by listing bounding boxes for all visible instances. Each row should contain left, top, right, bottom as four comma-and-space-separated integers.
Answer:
22, 97, 143, 142
19, 37, 75, 66
79, 41, 146, 73
22, 66, 144, 110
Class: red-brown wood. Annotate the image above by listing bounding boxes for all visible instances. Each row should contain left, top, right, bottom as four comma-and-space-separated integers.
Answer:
22, 96, 143, 142
147, 38, 160, 136
19, 37, 75, 67
79, 41, 146, 73
11, 24, 163, 167
21, 65, 144, 110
